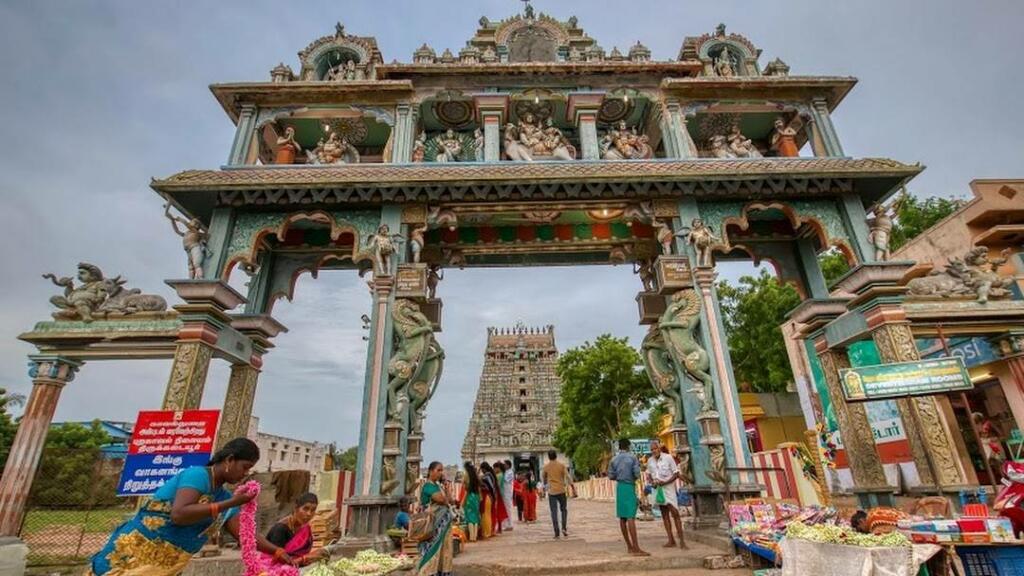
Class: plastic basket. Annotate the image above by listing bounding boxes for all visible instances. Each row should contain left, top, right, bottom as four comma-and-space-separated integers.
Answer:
958, 547, 998, 576
991, 546, 1024, 576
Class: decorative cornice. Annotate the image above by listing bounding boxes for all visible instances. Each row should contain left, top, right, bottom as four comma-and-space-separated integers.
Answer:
210, 81, 416, 124
661, 76, 857, 111
154, 157, 917, 191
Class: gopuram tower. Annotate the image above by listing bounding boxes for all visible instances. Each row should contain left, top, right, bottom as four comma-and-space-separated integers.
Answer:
462, 325, 563, 474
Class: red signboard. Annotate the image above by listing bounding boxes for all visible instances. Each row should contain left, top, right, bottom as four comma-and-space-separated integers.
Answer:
128, 410, 220, 455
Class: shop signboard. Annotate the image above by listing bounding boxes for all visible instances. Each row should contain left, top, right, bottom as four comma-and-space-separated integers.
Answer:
117, 409, 220, 496
839, 357, 971, 402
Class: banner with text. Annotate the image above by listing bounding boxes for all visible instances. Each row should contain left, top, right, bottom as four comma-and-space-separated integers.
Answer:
117, 409, 220, 496
839, 357, 971, 402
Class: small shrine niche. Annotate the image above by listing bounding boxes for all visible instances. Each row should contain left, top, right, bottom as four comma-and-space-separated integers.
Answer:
598, 89, 660, 160
679, 24, 763, 77
414, 92, 483, 163
257, 107, 393, 165
297, 22, 383, 81
686, 107, 808, 159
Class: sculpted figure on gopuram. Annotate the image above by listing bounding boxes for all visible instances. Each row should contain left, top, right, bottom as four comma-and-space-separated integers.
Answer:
503, 112, 576, 161
601, 120, 653, 160
309, 132, 360, 164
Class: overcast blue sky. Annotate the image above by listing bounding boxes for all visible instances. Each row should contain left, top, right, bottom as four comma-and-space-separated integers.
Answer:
0, 0, 1021, 466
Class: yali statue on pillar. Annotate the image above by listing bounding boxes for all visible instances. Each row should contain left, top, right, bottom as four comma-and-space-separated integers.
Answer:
657, 289, 716, 416
641, 326, 685, 426
386, 299, 445, 427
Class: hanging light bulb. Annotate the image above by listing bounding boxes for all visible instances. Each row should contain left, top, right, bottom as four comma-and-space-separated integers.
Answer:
534, 94, 540, 104
623, 94, 630, 103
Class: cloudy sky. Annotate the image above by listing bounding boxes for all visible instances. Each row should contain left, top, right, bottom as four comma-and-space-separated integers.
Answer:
0, 0, 1021, 466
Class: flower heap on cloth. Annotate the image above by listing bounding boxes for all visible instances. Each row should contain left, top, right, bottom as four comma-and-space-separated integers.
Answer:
237, 480, 299, 576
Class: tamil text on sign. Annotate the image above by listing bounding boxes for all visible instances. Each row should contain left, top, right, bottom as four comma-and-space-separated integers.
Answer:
839, 357, 971, 402
117, 409, 220, 496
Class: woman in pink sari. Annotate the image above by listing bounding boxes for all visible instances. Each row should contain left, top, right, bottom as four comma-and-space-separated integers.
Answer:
263, 493, 328, 567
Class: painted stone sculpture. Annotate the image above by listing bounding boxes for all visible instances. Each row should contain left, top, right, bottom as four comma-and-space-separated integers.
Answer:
44, 263, 168, 322
366, 224, 402, 276
503, 113, 576, 161
685, 218, 721, 268
274, 126, 303, 164
309, 132, 360, 164
600, 121, 653, 160
907, 247, 1014, 303
165, 204, 209, 279
867, 203, 896, 261
658, 289, 716, 415
770, 117, 800, 158
641, 327, 684, 426
386, 299, 444, 430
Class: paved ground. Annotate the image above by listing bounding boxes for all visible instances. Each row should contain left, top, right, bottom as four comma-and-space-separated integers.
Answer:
454, 499, 753, 575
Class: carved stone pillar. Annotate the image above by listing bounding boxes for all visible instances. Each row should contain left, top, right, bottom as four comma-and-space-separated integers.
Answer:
0, 356, 80, 536
815, 343, 893, 506
692, 268, 752, 484
568, 93, 604, 161
871, 322, 969, 487
163, 341, 214, 410
356, 277, 396, 497
474, 95, 508, 163
391, 103, 417, 163
661, 99, 698, 159
162, 280, 247, 410
228, 103, 258, 166
808, 98, 844, 157
214, 313, 287, 449
216, 364, 259, 448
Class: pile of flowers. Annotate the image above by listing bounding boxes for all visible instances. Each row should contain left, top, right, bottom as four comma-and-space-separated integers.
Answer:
786, 521, 911, 548
301, 550, 414, 576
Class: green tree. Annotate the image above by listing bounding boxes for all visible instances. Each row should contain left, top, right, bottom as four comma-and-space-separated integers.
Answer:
816, 193, 963, 287
0, 388, 22, 472
818, 248, 851, 286
30, 421, 115, 506
889, 194, 964, 251
553, 335, 655, 477
718, 270, 802, 393
335, 446, 358, 471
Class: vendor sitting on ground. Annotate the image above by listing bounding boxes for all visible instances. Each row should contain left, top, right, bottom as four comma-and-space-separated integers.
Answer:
395, 496, 412, 531
265, 492, 329, 567
850, 510, 869, 534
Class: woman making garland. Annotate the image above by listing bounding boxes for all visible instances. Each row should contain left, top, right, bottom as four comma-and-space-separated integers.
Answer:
89, 438, 294, 575
263, 492, 328, 567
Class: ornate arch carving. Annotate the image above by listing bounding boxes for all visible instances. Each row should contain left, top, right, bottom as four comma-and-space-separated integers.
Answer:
494, 16, 570, 48
710, 200, 856, 263
223, 210, 379, 280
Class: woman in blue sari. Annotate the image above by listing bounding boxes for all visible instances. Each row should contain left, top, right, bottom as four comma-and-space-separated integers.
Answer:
417, 461, 454, 576
89, 438, 295, 575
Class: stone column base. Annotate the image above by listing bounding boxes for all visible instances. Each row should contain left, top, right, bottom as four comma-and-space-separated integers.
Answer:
0, 537, 28, 576
339, 495, 400, 552
852, 486, 896, 509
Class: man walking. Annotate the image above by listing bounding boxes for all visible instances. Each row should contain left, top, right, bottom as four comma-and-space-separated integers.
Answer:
502, 459, 516, 531
647, 440, 687, 549
542, 450, 569, 538
608, 439, 649, 556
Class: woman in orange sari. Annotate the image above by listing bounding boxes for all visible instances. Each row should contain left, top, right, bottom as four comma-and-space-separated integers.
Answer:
479, 462, 497, 538
522, 471, 538, 523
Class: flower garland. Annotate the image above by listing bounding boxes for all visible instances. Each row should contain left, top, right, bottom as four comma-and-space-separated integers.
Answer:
237, 480, 299, 576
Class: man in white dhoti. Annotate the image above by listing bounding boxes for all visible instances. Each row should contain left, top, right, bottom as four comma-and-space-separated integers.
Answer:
646, 440, 687, 549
